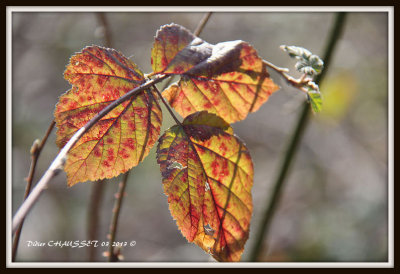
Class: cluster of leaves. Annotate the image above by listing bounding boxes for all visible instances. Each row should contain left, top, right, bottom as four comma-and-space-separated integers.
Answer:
53, 23, 317, 262
281, 45, 324, 113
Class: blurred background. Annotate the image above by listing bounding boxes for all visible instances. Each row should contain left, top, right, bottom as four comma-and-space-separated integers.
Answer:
11, 10, 389, 263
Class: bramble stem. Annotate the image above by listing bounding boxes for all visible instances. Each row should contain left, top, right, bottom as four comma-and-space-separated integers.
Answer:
248, 12, 347, 262
11, 74, 169, 234
96, 12, 113, 48
263, 60, 310, 92
152, 85, 183, 126
194, 12, 213, 36
12, 120, 55, 261
87, 179, 106, 261
107, 171, 130, 262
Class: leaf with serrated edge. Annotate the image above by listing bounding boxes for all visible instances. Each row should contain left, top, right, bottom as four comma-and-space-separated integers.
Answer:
151, 23, 280, 124
54, 45, 162, 186
157, 111, 253, 262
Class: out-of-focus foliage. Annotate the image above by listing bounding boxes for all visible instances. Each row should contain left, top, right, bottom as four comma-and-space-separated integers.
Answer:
317, 70, 358, 123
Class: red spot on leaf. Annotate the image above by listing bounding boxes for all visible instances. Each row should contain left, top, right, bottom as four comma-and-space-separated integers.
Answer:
219, 142, 228, 156
161, 57, 168, 69
93, 147, 102, 157
97, 76, 106, 86
120, 148, 130, 159
123, 138, 135, 150
211, 160, 219, 178
69, 101, 78, 109
219, 159, 229, 179
128, 121, 136, 131
204, 102, 212, 109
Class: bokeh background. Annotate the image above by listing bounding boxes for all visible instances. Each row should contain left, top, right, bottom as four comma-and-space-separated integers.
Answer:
11, 10, 389, 262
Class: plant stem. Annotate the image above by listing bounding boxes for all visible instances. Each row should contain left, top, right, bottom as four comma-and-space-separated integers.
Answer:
87, 179, 106, 261
152, 85, 182, 126
12, 74, 169, 234
248, 12, 347, 262
193, 12, 212, 36
12, 120, 55, 261
96, 12, 113, 48
263, 60, 309, 92
86, 13, 113, 262
107, 171, 130, 262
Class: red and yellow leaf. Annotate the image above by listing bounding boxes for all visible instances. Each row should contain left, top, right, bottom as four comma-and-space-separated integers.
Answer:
54, 45, 162, 186
151, 23, 280, 123
157, 111, 253, 262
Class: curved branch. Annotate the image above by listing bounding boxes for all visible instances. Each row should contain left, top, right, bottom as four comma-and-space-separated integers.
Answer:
12, 74, 169, 234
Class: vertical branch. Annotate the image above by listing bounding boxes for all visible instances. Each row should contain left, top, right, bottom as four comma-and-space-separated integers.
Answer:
248, 12, 347, 262
12, 120, 55, 261
87, 179, 106, 261
96, 12, 113, 48
86, 12, 114, 262
107, 171, 130, 262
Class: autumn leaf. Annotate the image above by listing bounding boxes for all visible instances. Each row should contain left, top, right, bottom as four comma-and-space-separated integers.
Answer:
151, 23, 280, 123
54, 45, 162, 186
157, 111, 253, 262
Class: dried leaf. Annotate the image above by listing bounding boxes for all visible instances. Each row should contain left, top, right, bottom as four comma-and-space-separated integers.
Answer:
157, 111, 253, 262
54, 45, 162, 186
151, 23, 280, 123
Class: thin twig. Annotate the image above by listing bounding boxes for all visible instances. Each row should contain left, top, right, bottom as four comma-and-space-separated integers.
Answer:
86, 13, 113, 262
12, 120, 55, 261
96, 13, 113, 48
263, 60, 310, 92
107, 171, 130, 262
12, 74, 169, 234
193, 12, 213, 36
87, 179, 106, 261
248, 12, 347, 262
152, 85, 182, 126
